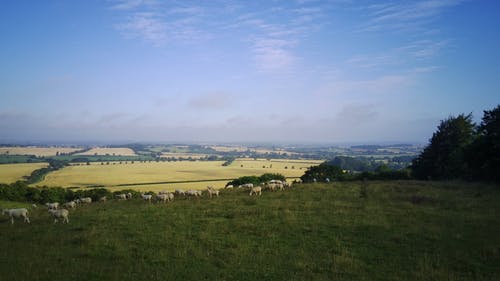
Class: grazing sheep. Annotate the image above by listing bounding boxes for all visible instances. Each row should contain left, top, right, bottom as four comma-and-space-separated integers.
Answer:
99, 196, 107, 202
239, 183, 254, 189
48, 209, 69, 224
45, 202, 59, 210
266, 183, 277, 191
125, 192, 133, 199
225, 185, 234, 189
79, 197, 92, 204
249, 186, 262, 196
2, 208, 30, 224
159, 192, 174, 202
63, 201, 76, 209
156, 193, 168, 203
141, 193, 153, 202
175, 189, 186, 196
206, 186, 220, 198
186, 190, 201, 198
167, 193, 174, 202
115, 194, 127, 200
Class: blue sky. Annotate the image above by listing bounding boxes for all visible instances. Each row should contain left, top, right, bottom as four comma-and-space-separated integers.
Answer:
1, 0, 499, 144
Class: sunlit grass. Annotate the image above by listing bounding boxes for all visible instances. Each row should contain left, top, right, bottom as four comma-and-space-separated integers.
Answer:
0, 181, 498, 280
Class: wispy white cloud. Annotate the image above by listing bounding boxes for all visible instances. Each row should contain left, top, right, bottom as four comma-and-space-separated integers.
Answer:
360, 0, 464, 32
252, 38, 297, 72
347, 39, 449, 71
108, 0, 156, 10
116, 12, 168, 46
113, 2, 212, 46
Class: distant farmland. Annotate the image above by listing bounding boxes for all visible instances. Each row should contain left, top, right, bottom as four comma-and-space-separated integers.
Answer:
0, 146, 81, 156
0, 163, 49, 183
36, 159, 322, 190
75, 147, 137, 156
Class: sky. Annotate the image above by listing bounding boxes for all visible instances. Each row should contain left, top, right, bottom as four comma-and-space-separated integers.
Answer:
0, 0, 499, 144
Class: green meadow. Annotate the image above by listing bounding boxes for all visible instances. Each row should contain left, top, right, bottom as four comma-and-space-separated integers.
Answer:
0, 181, 499, 281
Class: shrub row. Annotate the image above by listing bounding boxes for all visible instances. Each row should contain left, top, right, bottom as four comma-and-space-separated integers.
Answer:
0, 182, 142, 204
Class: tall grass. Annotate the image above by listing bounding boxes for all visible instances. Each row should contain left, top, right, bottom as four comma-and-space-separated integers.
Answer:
0, 181, 499, 280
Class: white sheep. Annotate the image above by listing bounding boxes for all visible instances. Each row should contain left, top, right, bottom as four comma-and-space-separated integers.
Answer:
239, 183, 254, 189
99, 196, 107, 202
2, 208, 30, 224
156, 193, 168, 203
266, 183, 277, 191
167, 193, 174, 202
186, 190, 201, 197
249, 186, 262, 196
115, 194, 127, 200
63, 201, 76, 209
48, 209, 69, 224
125, 192, 133, 199
159, 193, 174, 202
175, 189, 186, 196
225, 184, 234, 189
45, 202, 59, 210
141, 193, 153, 202
32, 204, 37, 209
79, 197, 92, 204
206, 186, 220, 198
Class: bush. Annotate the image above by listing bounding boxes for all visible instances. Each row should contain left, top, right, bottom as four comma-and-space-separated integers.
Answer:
227, 176, 261, 187
259, 173, 286, 183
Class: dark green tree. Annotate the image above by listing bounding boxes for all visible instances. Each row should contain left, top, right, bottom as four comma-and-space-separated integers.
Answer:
411, 114, 475, 180
300, 163, 345, 183
466, 105, 500, 181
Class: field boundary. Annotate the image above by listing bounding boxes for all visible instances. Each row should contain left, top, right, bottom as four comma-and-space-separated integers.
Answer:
98, 176, 302, 189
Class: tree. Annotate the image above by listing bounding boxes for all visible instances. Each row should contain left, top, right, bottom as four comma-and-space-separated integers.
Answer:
300, 163, 345, 183
411, 114, 475, 180
466, 105, 500, 181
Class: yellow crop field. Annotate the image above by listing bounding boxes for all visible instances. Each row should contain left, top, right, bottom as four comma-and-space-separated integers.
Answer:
0, 163, 49, 183
36, 159, 321, 190
0, 147, 81, 156
76, 147, 137, 156
161, 153, 208, 159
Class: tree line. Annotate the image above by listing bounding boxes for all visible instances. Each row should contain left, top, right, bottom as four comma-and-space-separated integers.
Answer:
300, 104, 499, 183
411, 104, 499, 182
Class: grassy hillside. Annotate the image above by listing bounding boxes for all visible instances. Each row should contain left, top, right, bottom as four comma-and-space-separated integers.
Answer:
1, 181, 499, 281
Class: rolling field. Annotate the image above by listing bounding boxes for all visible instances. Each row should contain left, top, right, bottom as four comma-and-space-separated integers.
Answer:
36, 159, 320, 190
0, 163, 49, 184
75, 147, 137, 156
0, 146, 81, 156
0, 181, 499, 280
160, 152, 209, 159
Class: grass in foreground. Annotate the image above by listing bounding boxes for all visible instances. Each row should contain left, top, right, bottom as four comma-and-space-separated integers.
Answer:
0, 181, 499, 281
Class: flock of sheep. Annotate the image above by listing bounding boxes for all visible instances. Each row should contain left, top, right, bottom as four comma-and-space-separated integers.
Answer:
1, 180, 292, 225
